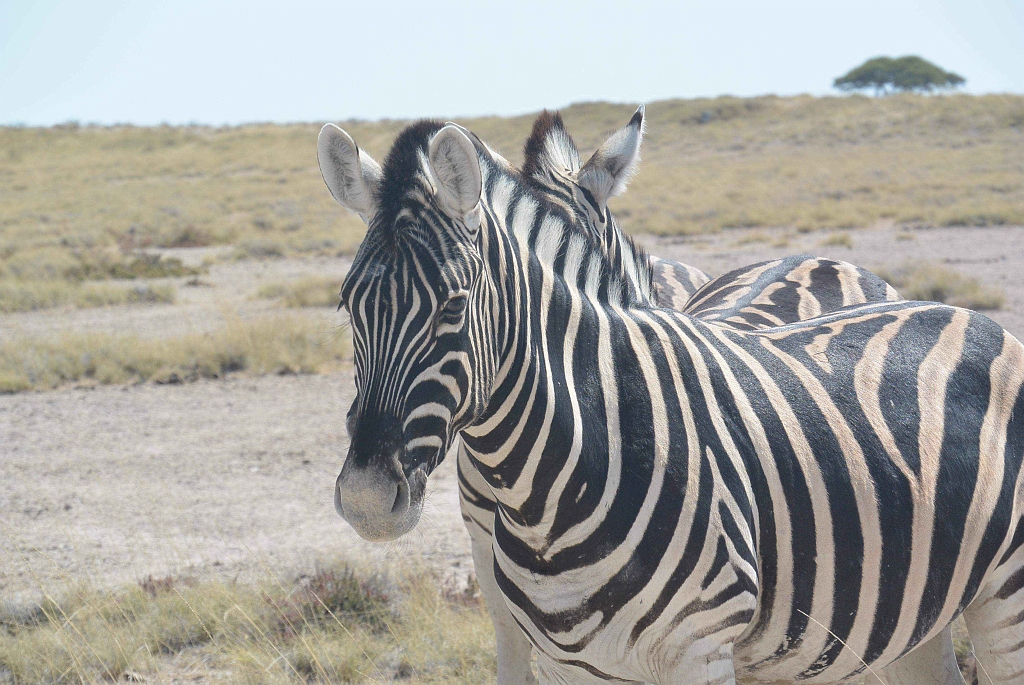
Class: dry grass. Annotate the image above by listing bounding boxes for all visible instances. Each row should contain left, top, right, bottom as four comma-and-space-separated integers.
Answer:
0, 280, 175, 313
0, 565, 495, 685
254, 276, 344, 308
0, 313, 349, 393
819, 232, 854, 249
2, 94, 1021, 286
879, 262, 1005, 310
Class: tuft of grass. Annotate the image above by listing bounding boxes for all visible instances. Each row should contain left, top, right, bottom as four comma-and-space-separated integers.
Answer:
235, 239, 286, 260
819, 232, 854, 248
0, 280, 175, 313
731, 230, 772, 247
878, 262, 1005, 310
253, 276, 344, 308
0, 564, 497, 685
0, 313, 349, 393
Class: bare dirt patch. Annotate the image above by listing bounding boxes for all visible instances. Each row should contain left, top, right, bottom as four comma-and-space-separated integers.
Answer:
0, 373, 470, 601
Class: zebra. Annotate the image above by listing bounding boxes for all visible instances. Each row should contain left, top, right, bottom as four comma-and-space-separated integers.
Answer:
513, 106, 901, 326
518, 106, 711, 307
319, 119, 1024, 684
455, 108, 906, 683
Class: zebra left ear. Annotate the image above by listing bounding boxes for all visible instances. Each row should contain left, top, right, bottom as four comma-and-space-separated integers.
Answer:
428, 125, 482, 225
577, 105, 645, 207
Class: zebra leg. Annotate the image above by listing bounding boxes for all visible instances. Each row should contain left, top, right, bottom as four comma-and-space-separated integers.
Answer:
863, 624, 964, 684
468, 519, 537, 685
962, 541, 1024, 684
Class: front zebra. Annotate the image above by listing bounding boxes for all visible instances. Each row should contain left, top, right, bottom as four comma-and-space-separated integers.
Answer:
319, 120, 1024, 684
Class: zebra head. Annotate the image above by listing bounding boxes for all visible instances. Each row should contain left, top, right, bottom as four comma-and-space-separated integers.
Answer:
319, 121, 497, 541
522, 106, 653, 302
522, 106, 645, 243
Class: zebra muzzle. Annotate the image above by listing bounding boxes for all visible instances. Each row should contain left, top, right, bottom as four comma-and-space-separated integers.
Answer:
334, 452, 427, 541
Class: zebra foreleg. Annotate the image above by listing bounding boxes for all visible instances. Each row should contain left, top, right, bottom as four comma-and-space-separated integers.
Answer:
469, 523, 538, 685
863, 624, 964, 684
963, 537, 1024, 685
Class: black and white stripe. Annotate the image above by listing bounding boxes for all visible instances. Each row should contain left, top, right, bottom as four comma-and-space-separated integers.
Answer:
322, 115, 1024, 685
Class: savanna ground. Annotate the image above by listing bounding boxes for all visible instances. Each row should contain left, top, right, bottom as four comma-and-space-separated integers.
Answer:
2, 94, 1023, 683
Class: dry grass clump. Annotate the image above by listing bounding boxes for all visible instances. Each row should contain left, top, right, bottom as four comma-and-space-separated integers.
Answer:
1, 249, 199, 283
878, 262, 1005, 310
819, 232, 854, 249
0, 281, 175, 313
0, 313, 348, 393
254, 276, 344, 308
0, 565, 496, 685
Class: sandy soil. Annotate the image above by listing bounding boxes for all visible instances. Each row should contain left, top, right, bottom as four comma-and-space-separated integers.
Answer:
2, 224, 1022, 603
0, 373, 470, 600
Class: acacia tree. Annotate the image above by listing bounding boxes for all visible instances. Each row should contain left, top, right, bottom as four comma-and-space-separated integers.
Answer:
834, 56, 965, 95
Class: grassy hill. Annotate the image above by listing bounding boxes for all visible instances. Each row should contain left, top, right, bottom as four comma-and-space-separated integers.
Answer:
2, 94, 1022, 284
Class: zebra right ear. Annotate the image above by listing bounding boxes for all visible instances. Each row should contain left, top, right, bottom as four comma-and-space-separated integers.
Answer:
317, 124, 382, 223
577, 105, 645, 207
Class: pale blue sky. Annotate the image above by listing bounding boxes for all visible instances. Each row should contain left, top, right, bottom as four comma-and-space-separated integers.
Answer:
2, 0, 1022, 126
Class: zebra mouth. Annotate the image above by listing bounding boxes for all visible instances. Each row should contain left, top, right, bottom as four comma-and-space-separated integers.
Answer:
334, 459, 428, 542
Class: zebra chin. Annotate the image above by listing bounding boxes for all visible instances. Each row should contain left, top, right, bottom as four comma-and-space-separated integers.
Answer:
334, 458, 429, 542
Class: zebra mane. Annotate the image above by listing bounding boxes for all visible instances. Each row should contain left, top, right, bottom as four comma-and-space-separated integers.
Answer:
368, 119, 446, 243
363, 119, 651, 307
522, 110, 582, 182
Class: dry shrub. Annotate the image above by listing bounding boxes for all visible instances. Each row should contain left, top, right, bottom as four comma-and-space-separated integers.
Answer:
0, 565, 496, 685
0, 313, 349, 393
253, 276, 344, 308
235, 239, 286, 260
0, 281, 175, 313
819, 232, 854, 248
879, 262, 1005, 310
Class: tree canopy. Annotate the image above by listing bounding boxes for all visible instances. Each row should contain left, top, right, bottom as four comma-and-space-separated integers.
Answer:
834, 56, 965, 95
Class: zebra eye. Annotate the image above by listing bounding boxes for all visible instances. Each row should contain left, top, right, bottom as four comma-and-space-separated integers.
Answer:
440, 294, 468, 319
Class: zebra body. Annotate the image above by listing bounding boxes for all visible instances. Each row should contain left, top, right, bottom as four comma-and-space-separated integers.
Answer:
319, 116, 1024, 684
458, 111, 908, 683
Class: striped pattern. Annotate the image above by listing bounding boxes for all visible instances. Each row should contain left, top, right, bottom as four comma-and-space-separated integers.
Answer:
683, 255, 901, 329
330, 118, 1024, 684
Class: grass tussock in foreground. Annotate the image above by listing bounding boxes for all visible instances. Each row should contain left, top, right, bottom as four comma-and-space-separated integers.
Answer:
0, 313, 349, 393
0, 566, 495, 685
879, 262, 1005, 310
0, 281, 175, 313
253, 276, 344, 308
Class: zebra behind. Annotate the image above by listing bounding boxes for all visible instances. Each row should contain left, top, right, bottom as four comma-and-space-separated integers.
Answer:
319, 119, 1024, 684
457, 107, 906, 684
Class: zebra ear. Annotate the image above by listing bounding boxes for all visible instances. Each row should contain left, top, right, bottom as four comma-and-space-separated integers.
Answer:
317, 124, 382, 223
428, 124, 482, 223
577, 105, 645, 206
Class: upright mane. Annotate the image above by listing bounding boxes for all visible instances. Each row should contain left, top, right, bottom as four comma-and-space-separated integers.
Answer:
371, 119, 445, 235
522, 110, 582, 184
